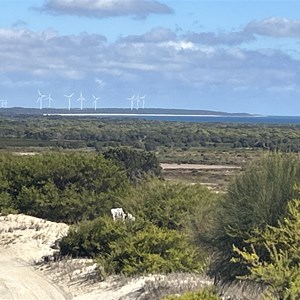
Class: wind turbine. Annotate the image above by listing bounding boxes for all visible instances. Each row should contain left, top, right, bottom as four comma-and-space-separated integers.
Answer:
64, 93, 74, 111
136, 94, 141, 110
92, 95, 100, 110
127, 95, 136, 111
77, 92, 86, 110
139, 95, 146, 109
46, 93, 54, 108
0, 99, 7, 108
37, 90, 46, 109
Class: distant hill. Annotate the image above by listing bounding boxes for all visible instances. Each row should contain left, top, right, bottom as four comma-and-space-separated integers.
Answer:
0, 107, 253, 117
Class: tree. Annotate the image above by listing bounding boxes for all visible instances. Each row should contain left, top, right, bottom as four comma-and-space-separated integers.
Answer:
103, 147, 162, 183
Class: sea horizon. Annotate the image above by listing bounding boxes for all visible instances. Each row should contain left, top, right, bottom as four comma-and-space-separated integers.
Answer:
42, 113, 300, 124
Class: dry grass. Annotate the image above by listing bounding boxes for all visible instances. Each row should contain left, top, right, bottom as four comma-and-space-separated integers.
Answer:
134, 273, 213, 300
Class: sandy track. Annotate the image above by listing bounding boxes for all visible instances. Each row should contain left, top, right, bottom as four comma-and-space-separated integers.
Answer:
0, 252, 70, 300
160, 163, 240, 170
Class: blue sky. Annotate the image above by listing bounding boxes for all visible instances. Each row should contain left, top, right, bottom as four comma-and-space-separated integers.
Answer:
0, 0, 300, 115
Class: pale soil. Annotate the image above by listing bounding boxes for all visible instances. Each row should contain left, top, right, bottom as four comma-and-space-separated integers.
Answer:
0, 251, 70, 300
0, 214, 212, 300
0, 214, 71, 299
160, 163, 240, 170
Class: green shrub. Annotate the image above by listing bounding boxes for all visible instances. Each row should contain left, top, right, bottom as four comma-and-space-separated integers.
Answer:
105, 224, 203, 275
60, 216, 127, 258
60, 216, 204, 276
209, 153, 300, 281
233, 198, 300, 299
122, 179, 219, 231
163, 287, 220, 300
103, 147, 162, 183
0, 152, 129, 223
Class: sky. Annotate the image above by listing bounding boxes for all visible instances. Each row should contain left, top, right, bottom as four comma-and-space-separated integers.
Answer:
0, 0, 300, 115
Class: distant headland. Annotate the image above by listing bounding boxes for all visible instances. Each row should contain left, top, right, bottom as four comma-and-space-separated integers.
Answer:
0, 107, 254, 117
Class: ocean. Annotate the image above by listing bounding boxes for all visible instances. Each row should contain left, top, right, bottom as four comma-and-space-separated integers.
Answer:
45, 113, 300, 124
102, 115, 300, 124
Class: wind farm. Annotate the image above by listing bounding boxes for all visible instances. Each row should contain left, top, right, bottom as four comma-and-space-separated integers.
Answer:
0, 90, 255, 119
0, 90, 149, 112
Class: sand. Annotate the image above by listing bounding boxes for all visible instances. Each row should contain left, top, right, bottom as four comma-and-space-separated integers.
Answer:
0, 214, 211, 300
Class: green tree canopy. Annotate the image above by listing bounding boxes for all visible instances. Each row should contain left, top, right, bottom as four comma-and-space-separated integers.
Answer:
103, 147, 162, 183
0, 152, 130, 223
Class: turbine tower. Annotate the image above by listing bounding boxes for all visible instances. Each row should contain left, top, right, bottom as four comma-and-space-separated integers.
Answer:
37, 90, 46, 109
47, 93, 54, 108
64, 93, 74, 111
127, 95, 136, 111
0, 99, 7, 108
92, 95, 100, 110
77, 92, 86, 110
136, 94, 140, 110
139, 95, 146, 109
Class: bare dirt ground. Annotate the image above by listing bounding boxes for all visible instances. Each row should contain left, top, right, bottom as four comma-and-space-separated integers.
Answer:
160, 163, 240, 170
161, 163, 241, 191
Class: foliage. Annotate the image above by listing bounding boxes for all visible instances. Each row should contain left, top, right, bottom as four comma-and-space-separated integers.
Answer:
103, 147, 162, 183
163, 287, 220, 300
208, 153, 300, 281
59, 216, 204, 276
121, 179, 219, 231
1, 116, 300, 156
232, 198, 300, 300
59, 179, 216, 276
0, 152, 129, 223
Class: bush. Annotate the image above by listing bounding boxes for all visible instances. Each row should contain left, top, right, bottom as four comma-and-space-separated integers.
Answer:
0, 152, 129, 223
121, 179, 219, 231
103, 147, 162, 183
163, 288, 220, 300
60, 216, 204, 276
233, 198, 300, 299
209, 153, 300, 281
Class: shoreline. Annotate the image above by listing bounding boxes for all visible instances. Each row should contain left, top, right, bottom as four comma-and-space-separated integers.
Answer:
43, 113, 257, 117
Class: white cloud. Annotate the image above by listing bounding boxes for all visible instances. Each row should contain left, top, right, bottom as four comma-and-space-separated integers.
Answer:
165, 41, 197, 51
94, 78, 106, 87
1, 25, 300, 109
39, 0, 173, 18
245, 17, 300, 37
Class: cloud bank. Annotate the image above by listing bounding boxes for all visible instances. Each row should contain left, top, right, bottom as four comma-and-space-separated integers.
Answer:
1, 21, 298, 86
1, 17, 300, 113
245, 17, 300, 37
40, 0, 173, 18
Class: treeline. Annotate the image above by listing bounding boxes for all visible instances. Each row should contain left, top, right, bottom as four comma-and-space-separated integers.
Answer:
1, 116, 300, 152
1, 150, 300, 298
0, 148, 161, 222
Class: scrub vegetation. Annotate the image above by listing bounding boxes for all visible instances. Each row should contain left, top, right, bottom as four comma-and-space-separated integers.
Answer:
0, 115, 300, 299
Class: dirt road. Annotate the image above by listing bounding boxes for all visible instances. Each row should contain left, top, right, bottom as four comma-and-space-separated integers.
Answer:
0, 253, 70, 300
160, 163, 240, 170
